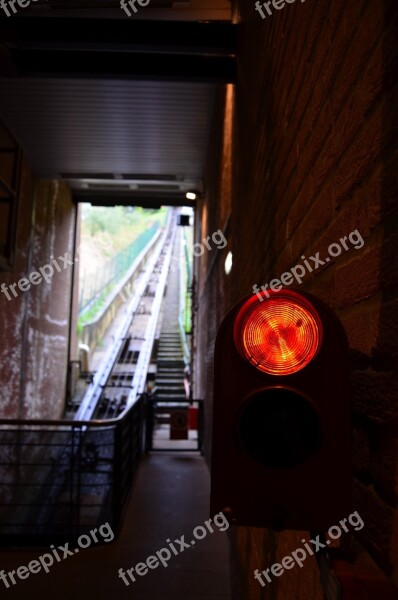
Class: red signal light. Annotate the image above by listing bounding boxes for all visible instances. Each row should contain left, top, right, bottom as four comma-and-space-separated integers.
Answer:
234, 290, 322, 375
212, 289, 350, 529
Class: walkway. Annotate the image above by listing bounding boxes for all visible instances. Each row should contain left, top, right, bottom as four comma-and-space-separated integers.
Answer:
0, 454, 231, 600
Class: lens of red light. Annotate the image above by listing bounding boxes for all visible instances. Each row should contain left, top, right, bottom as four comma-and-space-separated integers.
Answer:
234, 292, 322, 375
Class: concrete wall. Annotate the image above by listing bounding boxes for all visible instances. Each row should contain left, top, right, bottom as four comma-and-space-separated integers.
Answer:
0, 148, 76, 419
195, 0, 398, 597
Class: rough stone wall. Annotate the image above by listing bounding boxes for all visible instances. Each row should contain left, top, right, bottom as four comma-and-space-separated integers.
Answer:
0, 160, 76, 419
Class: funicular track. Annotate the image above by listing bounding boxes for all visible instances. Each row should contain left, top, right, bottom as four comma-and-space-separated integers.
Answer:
75, 210, 177, 422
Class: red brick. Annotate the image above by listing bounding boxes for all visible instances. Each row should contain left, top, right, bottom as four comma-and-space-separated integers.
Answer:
199, 0, 398, 596
370, 431, 398, 504
287, 186, 334, 256
330, 105, 383, 205
353, 480, 394, 572
305, 263, 336, 308
377, 300, 398, 359
341, 303, 379, 355
335, 245, 381, 308
353, 427, 371, 476
351, 370, 398, 421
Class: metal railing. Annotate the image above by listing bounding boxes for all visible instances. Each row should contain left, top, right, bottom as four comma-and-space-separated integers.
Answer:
79, 222, 160, 316
178, 228, 192, 367
0, 397, 145, 547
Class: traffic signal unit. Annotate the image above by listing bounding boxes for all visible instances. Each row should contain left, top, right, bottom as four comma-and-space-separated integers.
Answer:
210, 288, 351, 530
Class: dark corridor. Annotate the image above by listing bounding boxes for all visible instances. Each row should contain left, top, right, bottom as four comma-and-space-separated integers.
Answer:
0, 1, 397, 599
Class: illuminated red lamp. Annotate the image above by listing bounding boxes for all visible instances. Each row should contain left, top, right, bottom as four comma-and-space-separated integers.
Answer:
211, 288, 351, 530
233, 290, 322, 375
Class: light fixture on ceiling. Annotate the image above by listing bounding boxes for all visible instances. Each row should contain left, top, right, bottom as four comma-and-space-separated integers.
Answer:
186, 191, 198, 201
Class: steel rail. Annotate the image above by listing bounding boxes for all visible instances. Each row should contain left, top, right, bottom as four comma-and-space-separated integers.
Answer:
74, 209, 176, 421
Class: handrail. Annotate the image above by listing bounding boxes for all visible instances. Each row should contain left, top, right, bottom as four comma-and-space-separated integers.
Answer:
178, 228, 191, 366
0, 395, 148, 545
183, 226, 192, 289
178, 315, 190, 367
0, 396, 140, 428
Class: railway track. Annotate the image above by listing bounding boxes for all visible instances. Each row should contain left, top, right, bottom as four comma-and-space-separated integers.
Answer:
75, 209, 177, 422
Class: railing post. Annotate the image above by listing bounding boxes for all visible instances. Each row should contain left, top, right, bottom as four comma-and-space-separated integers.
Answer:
112, 420, 123, 533
143, 394, 154, 453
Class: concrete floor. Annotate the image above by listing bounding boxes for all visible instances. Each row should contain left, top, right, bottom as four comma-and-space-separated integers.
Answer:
0, 452, 231, 600
152, 423, 199, 450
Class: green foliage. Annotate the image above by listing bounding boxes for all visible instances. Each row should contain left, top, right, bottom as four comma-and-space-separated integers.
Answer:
78, 206, 169, 332
81, 204, 167, 239
78, 282, 114, 328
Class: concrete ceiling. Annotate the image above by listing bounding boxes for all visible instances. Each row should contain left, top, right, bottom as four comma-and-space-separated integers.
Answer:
0, 1, 234, 205
0, 78, 217, 198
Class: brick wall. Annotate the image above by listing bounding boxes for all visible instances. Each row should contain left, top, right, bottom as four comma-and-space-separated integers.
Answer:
193, 85, 234, 457
0, 150, 76, 419
195, 0, 398, 597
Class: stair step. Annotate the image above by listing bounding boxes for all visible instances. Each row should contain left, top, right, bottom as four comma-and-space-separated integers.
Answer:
160, 334, 180, 337
156, 394, 187, 401
158, 348, 183, 352
156, 379, 184, 385
157, 356, 185, 369
160, 333, 180, 336
156, 385, 185, 391
156, 373, 185, 377
158, 347, 182, 352
158, 346, 182, 350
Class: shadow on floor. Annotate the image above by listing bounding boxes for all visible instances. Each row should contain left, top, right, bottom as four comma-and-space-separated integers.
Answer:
0, 452, 231, 600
